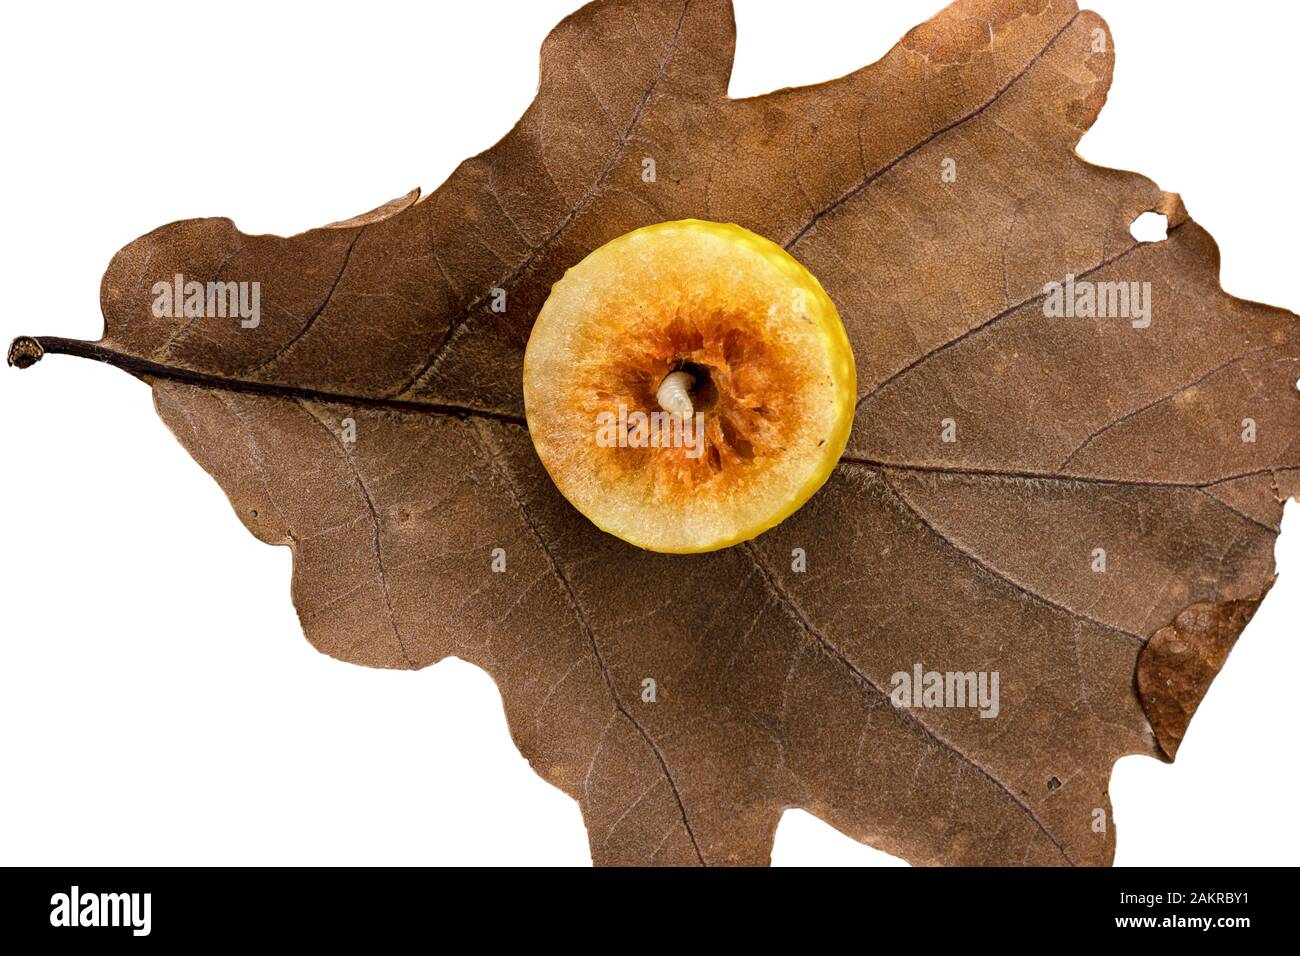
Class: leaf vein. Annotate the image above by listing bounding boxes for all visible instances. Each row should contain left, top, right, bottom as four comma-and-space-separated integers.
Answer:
740, 539, 1076, 864
468, 418, 706, 865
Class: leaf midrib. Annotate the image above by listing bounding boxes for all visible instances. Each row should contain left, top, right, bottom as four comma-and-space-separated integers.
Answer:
26, 335, 1296, 501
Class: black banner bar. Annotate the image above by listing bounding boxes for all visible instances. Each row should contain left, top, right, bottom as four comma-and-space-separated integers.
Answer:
0, 865, 1286, 943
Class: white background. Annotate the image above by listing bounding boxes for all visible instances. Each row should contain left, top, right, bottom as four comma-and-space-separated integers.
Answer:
1, 0, 1295, 866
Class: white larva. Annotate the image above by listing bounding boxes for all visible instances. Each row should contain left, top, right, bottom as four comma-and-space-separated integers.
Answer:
656, 370, 695, 418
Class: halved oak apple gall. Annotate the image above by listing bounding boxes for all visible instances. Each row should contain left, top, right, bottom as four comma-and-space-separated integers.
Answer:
523, 219, 856, 553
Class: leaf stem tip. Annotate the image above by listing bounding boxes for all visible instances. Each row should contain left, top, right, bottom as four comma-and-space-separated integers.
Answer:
7, 336, 45, 369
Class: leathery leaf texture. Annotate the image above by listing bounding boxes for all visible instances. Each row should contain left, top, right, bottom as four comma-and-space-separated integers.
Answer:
12, 0, 1300, 865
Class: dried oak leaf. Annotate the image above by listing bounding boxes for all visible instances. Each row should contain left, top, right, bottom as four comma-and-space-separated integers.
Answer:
11, 0, 1300, 866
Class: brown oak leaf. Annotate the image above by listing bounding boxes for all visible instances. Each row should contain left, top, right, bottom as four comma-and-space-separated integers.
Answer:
10, 0, 1300, 865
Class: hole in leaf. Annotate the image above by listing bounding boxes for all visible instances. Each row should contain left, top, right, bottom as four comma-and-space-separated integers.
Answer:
1130, 211, 1168, 243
